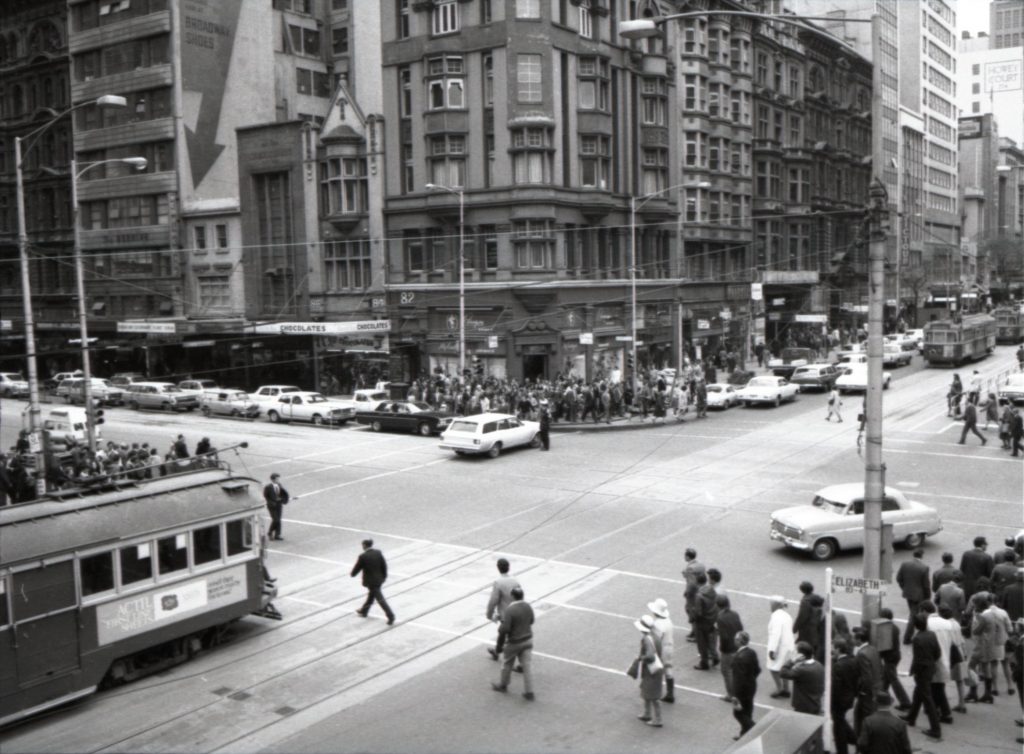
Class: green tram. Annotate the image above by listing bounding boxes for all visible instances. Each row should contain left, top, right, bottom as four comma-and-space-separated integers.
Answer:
921, 313, 997, 366
0, 466, 279, 727
993, 306, 1024, 344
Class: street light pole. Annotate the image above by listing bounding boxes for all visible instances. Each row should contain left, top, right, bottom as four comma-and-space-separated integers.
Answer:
425, 183, 465, 377
71, 156, 147, 453
13, 94, 127, 494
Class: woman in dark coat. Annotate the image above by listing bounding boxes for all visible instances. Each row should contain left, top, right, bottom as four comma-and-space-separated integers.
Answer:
634, 614, 664, 727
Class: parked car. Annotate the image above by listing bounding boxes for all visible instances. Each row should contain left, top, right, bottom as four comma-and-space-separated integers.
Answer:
54, 378, 76, 400
252, 385, 303, 403
835, 364, 891, 393
770, 483, 943, 560
200, 389, 260, 418
355, 400, 455, 435
108, 372, 148, 389
179, 379, 219, 393
835, 353, 868, 366
885, 333, 918, 352
64, 378, 124, 406
332, 389, 391, 412
0, 372, 29, 398
265, 391, 355, 425
44, 370, 82, 392
790, 363, 841, 392
736, 376, 799, 407
905, 329, 924, 350
882, 343, 913, 368
439, 413, 541, 458
767, 348, 818, 379
705, 383, 740, 409
998, 373, 1024, 405
834, 342, 867, 361
125, 382, 200, 412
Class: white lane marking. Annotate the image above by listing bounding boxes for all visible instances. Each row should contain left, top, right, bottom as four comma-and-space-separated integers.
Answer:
407, 620, 780, 711
942, 518, 1022, 531
905, 410, 949, 432
938, 423, 958, 433
910, 489, 1020, 505
887, 448, 1020, 463
265, 549, 348, 565
895, 481, 920, 487
280, 595, 330, 608
300, 457, 451, 496
272, 521, 430, 544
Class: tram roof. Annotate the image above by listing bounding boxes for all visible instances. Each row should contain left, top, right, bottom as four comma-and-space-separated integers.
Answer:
0, 469, 262, 567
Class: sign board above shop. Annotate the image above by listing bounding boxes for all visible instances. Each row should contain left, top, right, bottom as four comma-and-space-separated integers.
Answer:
245, 320, 391, 336
117, 321, 176, 334
579, 333, 594, 345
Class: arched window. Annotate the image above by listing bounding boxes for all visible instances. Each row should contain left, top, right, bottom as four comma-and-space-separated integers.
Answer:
8, 34, 18, 61
11, 84, 24, 116
27, 22, 61, 55
0, 35, 7, 63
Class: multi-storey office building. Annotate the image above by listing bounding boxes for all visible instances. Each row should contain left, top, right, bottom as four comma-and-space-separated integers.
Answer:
0, 1, 74, 374
959, 31, 1024, 146
991, 0, 1024, 50
993, 136, 1024, 297
958, 113, 1000, 292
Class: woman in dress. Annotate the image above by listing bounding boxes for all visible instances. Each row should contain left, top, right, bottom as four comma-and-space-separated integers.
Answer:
633, 614, 665, 727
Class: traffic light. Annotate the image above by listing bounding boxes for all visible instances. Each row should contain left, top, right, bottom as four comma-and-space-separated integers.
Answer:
472, 355, 483, 378
93, 408, 105, 426
626, 353, 634, 371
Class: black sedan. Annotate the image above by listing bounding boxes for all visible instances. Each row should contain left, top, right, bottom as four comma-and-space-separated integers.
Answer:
354, 400, 455, 436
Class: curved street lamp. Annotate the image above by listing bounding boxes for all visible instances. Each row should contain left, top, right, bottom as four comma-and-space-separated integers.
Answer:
14, 94, 127, 492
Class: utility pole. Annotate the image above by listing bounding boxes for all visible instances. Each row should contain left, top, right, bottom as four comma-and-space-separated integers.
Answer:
862, 14, 888, 625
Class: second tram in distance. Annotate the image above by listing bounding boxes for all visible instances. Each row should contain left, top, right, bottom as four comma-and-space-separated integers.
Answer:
993, 305, 1024, 344
921, 313, 997, 366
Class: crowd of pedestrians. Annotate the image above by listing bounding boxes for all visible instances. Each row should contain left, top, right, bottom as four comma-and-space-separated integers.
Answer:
946, 373, 1024, 454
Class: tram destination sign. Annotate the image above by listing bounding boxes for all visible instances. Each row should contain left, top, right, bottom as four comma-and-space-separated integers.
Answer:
832, 574, 888, 596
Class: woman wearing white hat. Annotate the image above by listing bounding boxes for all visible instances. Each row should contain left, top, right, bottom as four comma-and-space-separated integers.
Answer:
633, 614, 665, 727
648, 598, 675, 703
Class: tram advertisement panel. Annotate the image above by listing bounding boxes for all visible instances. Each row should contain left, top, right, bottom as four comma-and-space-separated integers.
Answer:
95, 565, 248, 646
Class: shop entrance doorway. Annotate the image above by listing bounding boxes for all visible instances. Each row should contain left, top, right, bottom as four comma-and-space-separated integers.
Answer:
522, 354, 547, 382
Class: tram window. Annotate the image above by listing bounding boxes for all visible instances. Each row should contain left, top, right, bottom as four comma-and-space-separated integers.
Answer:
12, 562, 76, 621
226, 519, 253, 556
0, 577, 9, 627
119, 543, 153, 586
157, 534, 188, 575
80, 552, 115, 596
193, 525, 222, 565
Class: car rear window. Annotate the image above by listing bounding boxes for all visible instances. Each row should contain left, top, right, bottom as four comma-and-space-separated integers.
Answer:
447, 420, 479, 433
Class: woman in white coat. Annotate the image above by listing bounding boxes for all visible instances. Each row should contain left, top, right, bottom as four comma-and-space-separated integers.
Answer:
767, 596, 796, 698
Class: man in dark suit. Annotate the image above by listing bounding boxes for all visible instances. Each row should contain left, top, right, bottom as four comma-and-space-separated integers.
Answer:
731, 631, 760, 739
852, 626, 883, 733
350, 538, 395, 625
990, 550, 1018, 600
958, 400, 986, 445
792, 581, 818, 646
486, 558, 521, 660
876, 608, 911, 709
931, 552, 957, 594
900, 615, 942, 740
780, 641, 825, 715
716, 594, 744, 702
896, 549, 931, 644
960, 536, 994, 598
831, 639, 860, 754
857, 692, 912, 754
262, 472, 290, 541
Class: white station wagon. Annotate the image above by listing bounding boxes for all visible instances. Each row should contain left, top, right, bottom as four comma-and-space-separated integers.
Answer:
770, 483, 943, 560
439, 413, 541, 458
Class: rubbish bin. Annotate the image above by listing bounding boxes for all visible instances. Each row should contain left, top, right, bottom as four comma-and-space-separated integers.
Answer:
389, 382, 409, 400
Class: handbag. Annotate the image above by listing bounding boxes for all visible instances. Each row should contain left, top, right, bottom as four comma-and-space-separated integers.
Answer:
949, 642, 964, 665
627, 657, 640, 679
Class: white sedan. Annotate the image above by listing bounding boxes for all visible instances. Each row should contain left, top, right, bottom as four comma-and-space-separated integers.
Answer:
705, 383, 740, 409
439, 413, 541, 458
736, 376, 799, 407
835, 364, 892, 393
999, 373, 1024, 405
770, 483, 943, 560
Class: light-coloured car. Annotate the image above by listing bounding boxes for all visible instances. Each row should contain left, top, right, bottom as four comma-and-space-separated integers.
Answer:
200, 389, 260, 418
885, 333, 918, 352
790, 363, 841, 392
439, 412, 541, 458
882, 343, 913, 367
264, 391, 355, 425
999, 373, 1024, 405
770, 483, 943, 560
54, 378, 76, 400
179, 379, 219, 393
108, 372, 148, 389
45, 370, 82, 392
767, 348, 818, 379
835, 364, 892, 393
252, 385, 303, 403
736, 376, 799, 407
64, 377, 124, 406
332, 389, 391, 411
125, 381, 200, 411
0, 372, 29, 398
705, 383, 740, 409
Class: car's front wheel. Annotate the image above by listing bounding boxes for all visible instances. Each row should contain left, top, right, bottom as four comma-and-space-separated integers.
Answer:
904, 532, 925, 549
312, 413, 324, 426
201, 406, 211, 417
811, 538, 838, 561
371, 420, 383, 432
487, 442, 502, 459
268, 410, 281, 423
529, 434, 542, 449
774, 395, 781, 407
417, 422, 432, 437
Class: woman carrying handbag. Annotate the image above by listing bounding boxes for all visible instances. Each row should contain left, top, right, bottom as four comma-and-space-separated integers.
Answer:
630, 614, 665, 727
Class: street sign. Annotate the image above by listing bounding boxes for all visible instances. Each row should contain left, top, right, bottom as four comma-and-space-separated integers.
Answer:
831, 574, 888, 596
751, 283, 763, 301
615, 335, 633, 341
580, 332, 594, 345
487, 335, 498, 348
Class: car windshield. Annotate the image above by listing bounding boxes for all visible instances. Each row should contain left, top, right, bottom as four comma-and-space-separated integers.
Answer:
707, 385, 723, 393
2, 373, 25, 380
160, 385, 181, 393
408, 402, 432, 411
229, 392, 248, 400
447, 420, 480, 433
308, 394, 328, 403
748, 377, 776, 387
811, 495, 848, 514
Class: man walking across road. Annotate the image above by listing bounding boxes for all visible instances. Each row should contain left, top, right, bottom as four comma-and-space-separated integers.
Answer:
693, 572, 719, 670
896, 549, 931, 644
767, 596, 795, 698
731, 631, 760, 740
826, 386, 843, 422
852, 626, 884, 734
351, 538, 395, 625
263, 472, 290, 541
682, 548, 706, 641
537, 399, 551, 450
877, 608, 912, 710
960, 536, 994, 599
857, 692, 912, 754
486, 558, 521, 661
491, 586, 535, 700
932, 552, 957, 594
780, 641, 825, 715
832, 638, 860, 754
958, 400, 987, 446
900, 615, 943, 741
716, 594, 744, 703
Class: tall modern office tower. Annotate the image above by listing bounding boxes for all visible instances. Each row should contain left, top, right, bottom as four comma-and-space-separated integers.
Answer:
991, 0, 1024, 49
959, 31, 1024, 145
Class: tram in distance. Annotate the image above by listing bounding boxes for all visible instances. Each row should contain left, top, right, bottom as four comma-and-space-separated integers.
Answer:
993, 305, 1024, 344
921, 313, 997, 367
0, 462, 280, 727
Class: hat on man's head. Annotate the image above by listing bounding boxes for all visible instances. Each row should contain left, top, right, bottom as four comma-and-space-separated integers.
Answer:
270, 473, 280, 480
647, 598, 670, 618
634, 614, 655, 633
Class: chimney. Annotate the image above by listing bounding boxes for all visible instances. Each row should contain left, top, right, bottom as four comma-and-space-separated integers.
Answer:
962, 31, 971, 39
